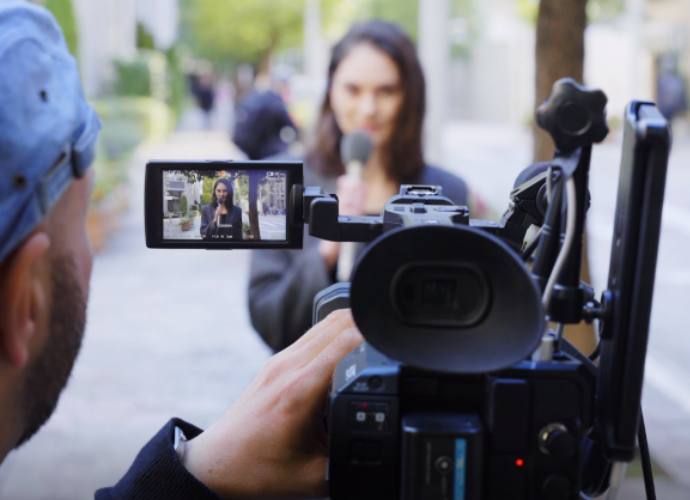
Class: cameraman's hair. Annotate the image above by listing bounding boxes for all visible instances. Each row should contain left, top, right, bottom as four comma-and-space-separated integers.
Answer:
211, 177, 234, 208
306, 19, 425, 183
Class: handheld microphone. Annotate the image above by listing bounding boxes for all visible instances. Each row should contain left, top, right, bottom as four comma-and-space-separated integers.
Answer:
337, 131, 373, 281
340, 131, 373, 181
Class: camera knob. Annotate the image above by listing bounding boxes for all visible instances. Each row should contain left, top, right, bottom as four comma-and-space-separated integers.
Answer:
538, 423, 576, 460
536, 78, 609, 153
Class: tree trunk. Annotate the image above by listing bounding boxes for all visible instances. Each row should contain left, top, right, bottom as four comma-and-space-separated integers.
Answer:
248, 171, 261, 240
535, 0, 596, 356
534, 0, 587, 161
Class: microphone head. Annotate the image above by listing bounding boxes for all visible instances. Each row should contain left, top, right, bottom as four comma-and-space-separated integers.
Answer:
340, 131, 373, 166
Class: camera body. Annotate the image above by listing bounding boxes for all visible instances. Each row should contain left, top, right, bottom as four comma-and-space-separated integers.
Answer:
327, 344, 594, 499
313, 185, 595, 500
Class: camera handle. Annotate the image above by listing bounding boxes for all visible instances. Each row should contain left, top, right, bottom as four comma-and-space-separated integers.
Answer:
301, 186, 384, 242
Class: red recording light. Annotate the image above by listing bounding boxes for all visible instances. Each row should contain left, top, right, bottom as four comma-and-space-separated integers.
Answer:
515, 458, 525, 468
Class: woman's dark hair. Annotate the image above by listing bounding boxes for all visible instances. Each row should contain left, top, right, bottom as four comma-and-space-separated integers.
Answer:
306, 19, 426, 183
212, 177, 234, 208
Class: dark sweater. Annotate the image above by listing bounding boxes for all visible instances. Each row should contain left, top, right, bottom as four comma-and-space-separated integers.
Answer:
95, 419, 219, 500
248, 164, 469, 352
201, 203, 243, 241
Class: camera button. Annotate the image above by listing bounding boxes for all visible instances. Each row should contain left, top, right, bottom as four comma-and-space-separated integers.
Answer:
434, 456, 453, 474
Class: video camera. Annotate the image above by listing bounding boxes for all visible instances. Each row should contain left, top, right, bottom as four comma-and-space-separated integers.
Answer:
144, 79, 670, 499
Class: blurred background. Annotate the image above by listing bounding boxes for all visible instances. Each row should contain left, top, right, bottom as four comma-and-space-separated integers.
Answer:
0, 0, 689, 498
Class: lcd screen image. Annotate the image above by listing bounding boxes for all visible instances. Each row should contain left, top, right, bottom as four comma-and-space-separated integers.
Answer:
162, 169, 288, 241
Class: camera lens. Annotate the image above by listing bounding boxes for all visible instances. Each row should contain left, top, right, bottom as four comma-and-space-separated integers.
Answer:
392, 263, 491, 328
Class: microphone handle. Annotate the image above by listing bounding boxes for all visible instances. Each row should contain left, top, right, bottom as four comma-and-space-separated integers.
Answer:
345, 160, 363, 179
337, 160, 364, 281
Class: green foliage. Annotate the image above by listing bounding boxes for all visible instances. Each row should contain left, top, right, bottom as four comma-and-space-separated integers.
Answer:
587, 0, 624, 22
113, 46, 185, 120
201, 177, 215, 205
235, 175, 249, 207
137, 22, 156, 50
359, 0, 419, 41
113, 58, 151, 97
44, 0, 79, 57
113, 50, 169, 102
180, 195, 189, 215
180, 0, 306, 66
516, 0, 539, 24
330, 0, 474, 49
165, 46, 187, 119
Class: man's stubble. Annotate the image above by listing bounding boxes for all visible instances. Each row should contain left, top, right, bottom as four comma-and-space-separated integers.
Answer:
16, 254, 86, 447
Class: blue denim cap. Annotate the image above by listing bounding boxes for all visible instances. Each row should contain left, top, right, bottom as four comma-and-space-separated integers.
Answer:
0, 1, 101, 262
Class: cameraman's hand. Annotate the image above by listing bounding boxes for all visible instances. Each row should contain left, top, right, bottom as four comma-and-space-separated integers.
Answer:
183, 309, 363, 499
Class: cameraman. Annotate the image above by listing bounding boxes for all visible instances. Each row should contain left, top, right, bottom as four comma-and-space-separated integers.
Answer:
0, 3, 362, 498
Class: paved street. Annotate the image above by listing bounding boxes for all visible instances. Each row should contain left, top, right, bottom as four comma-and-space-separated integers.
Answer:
0, 115, 688, 499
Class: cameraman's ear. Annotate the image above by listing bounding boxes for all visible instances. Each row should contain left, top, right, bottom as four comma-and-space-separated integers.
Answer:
0, 232, 51, 368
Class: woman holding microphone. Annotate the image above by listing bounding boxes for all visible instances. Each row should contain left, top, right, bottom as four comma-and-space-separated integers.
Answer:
248, 20, 473, 351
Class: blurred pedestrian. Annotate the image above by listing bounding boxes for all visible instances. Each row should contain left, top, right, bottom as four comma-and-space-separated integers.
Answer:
248, 20, 476, 351
232, 89, 297, 159
190, 71, 216, 129
656, 53, 687, 127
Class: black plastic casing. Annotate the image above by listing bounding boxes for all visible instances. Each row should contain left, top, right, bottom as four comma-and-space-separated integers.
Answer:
596, 102, 670, 460
144, 160, 304, 249
328, 344, 595, 500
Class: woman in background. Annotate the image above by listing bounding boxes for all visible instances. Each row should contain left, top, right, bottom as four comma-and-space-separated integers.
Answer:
248, 20, 474, 351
